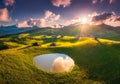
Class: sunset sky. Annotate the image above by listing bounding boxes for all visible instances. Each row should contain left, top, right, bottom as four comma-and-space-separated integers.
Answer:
0, 0, 120, 27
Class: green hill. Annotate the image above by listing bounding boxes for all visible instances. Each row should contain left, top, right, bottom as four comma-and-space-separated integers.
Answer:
26, 24, 120, 41
0, 24, 120, 84
0, 35, 120, 84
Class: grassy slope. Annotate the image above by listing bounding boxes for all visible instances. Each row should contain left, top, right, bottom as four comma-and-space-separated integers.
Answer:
0, 36, 120, 84
28, 25, 120, 41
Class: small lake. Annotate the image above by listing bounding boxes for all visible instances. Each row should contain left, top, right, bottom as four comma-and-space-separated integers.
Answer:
34, 53, 74, 72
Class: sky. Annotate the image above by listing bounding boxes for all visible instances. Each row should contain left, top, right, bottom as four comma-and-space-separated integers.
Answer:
0, 0, 120, 27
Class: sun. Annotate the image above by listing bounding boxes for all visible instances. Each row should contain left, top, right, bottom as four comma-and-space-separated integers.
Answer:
81, 17, 88, 24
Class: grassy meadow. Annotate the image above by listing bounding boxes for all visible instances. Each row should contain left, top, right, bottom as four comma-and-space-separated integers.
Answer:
0, 32, 120, 84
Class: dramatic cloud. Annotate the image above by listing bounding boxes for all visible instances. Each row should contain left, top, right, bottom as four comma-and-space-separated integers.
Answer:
4, 0, 15, 6
54, 14, 60, 21
89, 12, 120, 26
36, 19, 45, 27
17, 21, 31, 28
17, 10, 61, 28
0, 0, 15, 22
52, 57, 74, 72
27, 18, 36, 26
17, 18, 45, 28
0, 8, 10, 22
51, 0, 71, 7
44, 10, 61, 27
45, 10, 61, 21
45, 10, 53, 19
115, 16, 120, 22
92, 12, 115, 22
62, 11, 120, 27
27, 18, 44, 27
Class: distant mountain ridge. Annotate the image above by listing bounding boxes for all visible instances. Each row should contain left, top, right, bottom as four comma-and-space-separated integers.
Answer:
0, 25, 39, 37
0, 24, 120, 40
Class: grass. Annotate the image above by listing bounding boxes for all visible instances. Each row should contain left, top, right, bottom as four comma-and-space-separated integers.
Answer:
0, 35, 120, 84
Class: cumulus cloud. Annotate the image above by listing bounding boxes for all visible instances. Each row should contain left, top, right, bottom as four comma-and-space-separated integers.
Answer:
61, 11, 120, 27
45, 10, 53, 19
51, 0, 71, 7
17, 10, 61, 28
0, 0, 15, 22
36, 19, 45, 27
49, 14, 61, 22
89, 12, 120, 26
45, 10, 61, 21
115, 16, 120, 22
52, 57, 74, 72
27, 18, 36, 26
17, 18, 45, 28
4, 0, 15, 6
54, 14, 61, 21
17, 21, 31, 28
91, 12, 115, 22
0, 8, 10, 22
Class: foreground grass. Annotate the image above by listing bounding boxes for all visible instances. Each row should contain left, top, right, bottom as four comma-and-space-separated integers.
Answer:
0, 37, 120, 84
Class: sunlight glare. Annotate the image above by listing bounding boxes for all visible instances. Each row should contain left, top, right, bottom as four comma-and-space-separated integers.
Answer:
81, 17, 88, 24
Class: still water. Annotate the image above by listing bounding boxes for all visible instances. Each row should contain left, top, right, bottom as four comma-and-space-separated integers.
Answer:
34, 53, 74, 72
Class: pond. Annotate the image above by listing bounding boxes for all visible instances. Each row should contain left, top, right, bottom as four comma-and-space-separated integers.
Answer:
34, 53, 75, 72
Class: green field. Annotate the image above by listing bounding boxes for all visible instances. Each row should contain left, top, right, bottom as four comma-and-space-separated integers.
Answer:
0, 31, 120, 84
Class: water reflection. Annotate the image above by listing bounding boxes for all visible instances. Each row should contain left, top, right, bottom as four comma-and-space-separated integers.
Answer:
34, 53, 74, 72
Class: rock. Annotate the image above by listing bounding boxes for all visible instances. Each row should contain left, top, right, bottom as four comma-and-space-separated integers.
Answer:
32, 42, 39, 46
50, 42, 56, 46
94, 36, 98, 40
